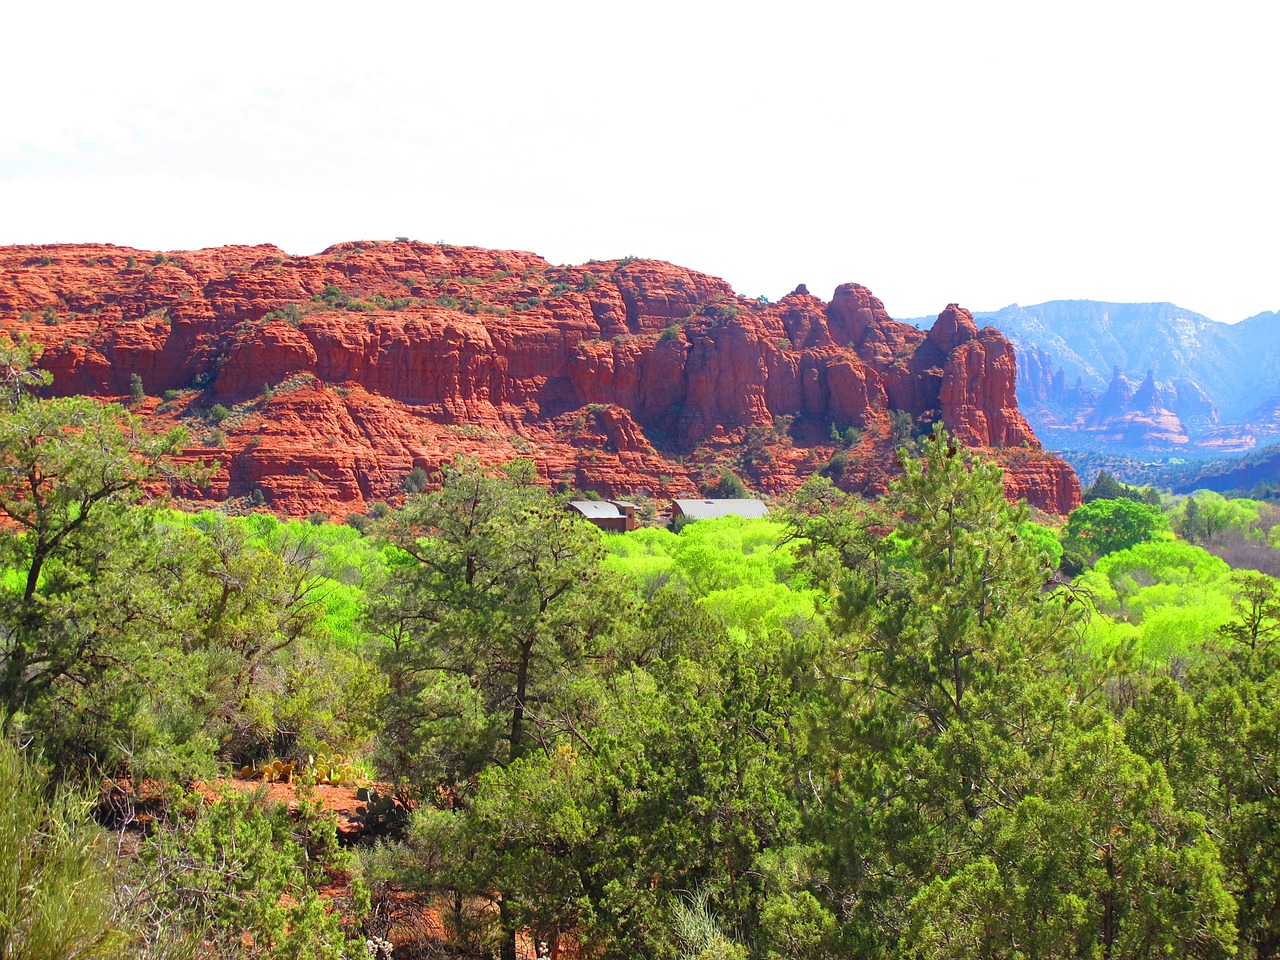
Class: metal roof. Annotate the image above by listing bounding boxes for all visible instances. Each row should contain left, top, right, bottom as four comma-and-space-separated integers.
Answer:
568, 501, 626, 519
672, 498, 769, 520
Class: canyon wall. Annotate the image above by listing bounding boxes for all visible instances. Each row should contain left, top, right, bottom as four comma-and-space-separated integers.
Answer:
0, 241, 1080, 515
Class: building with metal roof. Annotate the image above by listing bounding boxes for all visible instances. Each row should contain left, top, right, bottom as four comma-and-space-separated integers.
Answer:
671, 498, 769, 521
568, 500, 640, 532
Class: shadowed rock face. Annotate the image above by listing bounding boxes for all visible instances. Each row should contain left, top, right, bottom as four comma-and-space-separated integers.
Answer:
0, 241, 1080, 515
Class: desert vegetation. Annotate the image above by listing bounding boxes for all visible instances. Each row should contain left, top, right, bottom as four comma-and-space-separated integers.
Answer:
4, 333, 1280, 959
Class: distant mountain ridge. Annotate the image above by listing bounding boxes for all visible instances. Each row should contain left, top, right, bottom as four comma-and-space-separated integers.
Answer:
900, 300, 1280, 454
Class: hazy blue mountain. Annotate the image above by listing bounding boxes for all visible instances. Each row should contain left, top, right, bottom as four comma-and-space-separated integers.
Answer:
900, 301, 1280, 453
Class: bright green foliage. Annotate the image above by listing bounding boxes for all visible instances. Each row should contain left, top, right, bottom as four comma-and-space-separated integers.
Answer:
1075, 540, 1235, 665
1064, 497, 1169, 559
141, 787, 363, 960
1019, 520, 1063, 570
604, 517, 819, 636
1094, 539, 1231, 588
0, 735, 124, 959
1173, 491, 1260, 545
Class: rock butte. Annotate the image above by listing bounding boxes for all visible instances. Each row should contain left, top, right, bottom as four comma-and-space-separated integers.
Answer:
0, 241, 1080, 516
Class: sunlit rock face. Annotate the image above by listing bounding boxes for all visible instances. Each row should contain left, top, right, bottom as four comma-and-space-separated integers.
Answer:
0, 241, 1080, 515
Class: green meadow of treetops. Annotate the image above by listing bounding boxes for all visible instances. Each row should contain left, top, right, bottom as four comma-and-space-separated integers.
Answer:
4, 331, 1280, 960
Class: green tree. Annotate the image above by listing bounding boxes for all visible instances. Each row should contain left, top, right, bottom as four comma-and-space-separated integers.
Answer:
137, 515, 339, 766
373, 459, 622, 781
1181, 495, 1206, 543
371, 459, 624, 959
128, 372, 145, 405
902, 720, 1237, 959
1085, 468, 1130, 502
706, 468, 749, 499
1194, 679, 1280, 956
888, 408, 914, 440
843, 424, 1070, 737
1063, 497, 1168, 559
794, 426, 1087, 952
1215, 570, 1280, 668
0, 394, 187, 731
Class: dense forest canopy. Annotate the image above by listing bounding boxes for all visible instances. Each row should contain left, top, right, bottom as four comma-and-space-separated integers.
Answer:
3, 334, 1280, 960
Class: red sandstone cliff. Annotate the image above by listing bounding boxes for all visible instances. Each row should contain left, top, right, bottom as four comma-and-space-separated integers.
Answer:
0, 241, 1080, 515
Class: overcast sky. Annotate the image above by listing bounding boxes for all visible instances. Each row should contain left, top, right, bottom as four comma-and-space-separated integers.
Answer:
3, 2, 1277, 323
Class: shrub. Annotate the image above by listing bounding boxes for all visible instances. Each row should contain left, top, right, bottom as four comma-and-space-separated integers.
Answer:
702, 301, 741, 323
263, 303, 303, 326
0, 736, 124, 958
706, 469, 748, 499
128, 373, 145, 404
822, 449, 852, 483
889, 408, 914, 440
402, 466, 430, 494
139, 788, 362, 960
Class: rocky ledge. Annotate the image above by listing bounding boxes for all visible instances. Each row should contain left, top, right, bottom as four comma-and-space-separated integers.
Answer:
0, 241, 1080, 515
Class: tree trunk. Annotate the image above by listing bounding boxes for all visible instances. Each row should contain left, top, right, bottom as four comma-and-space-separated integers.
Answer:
499, 897, 518, 960
509, 638, 533, 762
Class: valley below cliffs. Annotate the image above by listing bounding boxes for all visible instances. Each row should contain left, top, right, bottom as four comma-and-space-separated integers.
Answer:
0, 241, 1080, 515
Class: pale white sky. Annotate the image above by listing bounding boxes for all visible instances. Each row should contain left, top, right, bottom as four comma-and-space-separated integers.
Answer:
3, 2, 1278, 322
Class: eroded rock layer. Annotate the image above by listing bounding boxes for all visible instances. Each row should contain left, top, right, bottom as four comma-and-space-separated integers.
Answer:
0, 241, 1080, 515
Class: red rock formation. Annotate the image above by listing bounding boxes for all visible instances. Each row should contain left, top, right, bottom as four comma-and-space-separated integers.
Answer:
0, 241, 1080, 515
